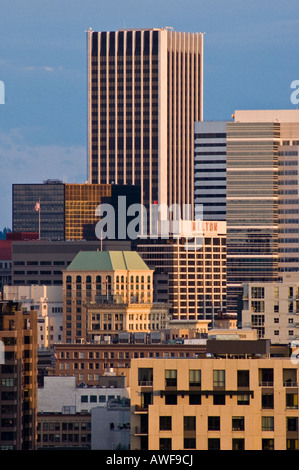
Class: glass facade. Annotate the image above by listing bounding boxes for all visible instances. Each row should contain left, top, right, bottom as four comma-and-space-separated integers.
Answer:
13, 181, 65, 240
226, 122, 279, 312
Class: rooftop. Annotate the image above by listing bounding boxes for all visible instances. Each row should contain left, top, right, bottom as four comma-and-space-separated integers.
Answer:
67, 250, 151, 272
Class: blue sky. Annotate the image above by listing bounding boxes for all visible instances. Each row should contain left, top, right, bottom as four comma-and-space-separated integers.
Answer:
0, 0, 299, 228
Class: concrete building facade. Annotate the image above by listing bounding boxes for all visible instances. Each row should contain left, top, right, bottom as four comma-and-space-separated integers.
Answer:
0, 301, 38, 450
130, 355, 299, 451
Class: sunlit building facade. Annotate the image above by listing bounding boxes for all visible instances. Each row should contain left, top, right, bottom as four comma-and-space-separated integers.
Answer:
87, 28, 203, 226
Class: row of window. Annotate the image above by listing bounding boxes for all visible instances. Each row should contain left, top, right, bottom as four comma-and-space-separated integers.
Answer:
158, 437, 298, 451
158, 415, 298, 432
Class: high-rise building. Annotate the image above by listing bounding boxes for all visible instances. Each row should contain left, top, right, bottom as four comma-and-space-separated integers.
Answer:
0, 301, 38, 450
226, 109, 299, 313
87, 28, 204, 226
136, 221, 227, 322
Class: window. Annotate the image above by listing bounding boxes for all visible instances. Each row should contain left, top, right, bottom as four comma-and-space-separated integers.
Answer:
237, 370, 249, 388
208, 416, 220, 431
232, 417, 244, 431
251, 286, 264, 299
287, 417, 298, 432
232, 438, 244, 450
184, 416, 196, 431
287, 439, 298, 450
213, 394, 225, 405
165, 394, 177, 405
159, 416, 171, 431
213, 370, 225, 388
184, 438, 196, 449
165, 370, 177, 387
81, 395, 88, 403
189, 370, 201, 387
208, 438, 220, 450
237, 394, 250, 405
286, 393, 298, 409
159, 438, 172, 450
262, 416, 274, 431
262, 439, 274, 450
262, 393, 274, 409
189, 394, 201, 405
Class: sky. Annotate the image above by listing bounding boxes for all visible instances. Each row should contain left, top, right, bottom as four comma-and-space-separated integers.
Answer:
0, 0, 299, 228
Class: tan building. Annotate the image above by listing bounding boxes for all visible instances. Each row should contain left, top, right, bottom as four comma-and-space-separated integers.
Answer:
137, 221, 227, 322
87, 28, 203, 225
0, 301, 38, 450
130, 353, 299, 451
62, 250, 170, 342
241, 272, 299, 343
53, 342, 207, 386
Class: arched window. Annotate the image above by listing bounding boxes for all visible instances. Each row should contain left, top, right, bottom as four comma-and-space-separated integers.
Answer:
66, 275, 72, 283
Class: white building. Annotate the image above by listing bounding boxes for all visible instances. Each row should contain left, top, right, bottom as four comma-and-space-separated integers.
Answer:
37, 376, 130, 414
3, 285, 63, 349
241, 272, 299, 344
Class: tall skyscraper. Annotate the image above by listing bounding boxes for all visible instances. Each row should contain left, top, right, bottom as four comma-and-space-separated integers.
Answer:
226, 109, 299, 313
87, 27, 204, 228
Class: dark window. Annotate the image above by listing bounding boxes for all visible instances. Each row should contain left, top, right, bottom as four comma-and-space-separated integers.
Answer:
159, 416, 171, 431
208, 416, 220, 431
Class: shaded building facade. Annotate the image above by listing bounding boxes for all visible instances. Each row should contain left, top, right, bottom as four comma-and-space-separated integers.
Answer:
0, 301, 38, 450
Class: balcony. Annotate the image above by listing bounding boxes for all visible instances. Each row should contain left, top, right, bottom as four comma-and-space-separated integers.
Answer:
134, 426, 148, 436
134, 405, 149, 414
138, 380, 153, 387
259, 381, 274, 387
283, 381, 298, 387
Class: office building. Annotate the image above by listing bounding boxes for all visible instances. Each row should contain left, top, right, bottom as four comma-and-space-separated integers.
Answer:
194, 121, 226, 221
11, 239, 131, 286
226, 109, 299, 313
130, 351, 299, 450
53, 341, 206, 386
241, 272, 299, 343
226, 113, 279, 312
0, 301, 38, 450
87, 28, 203, 226
62, 250, 171, 343
12, 180, 65, 241
37, 412, 91, 449
136, 221, 227, 322
12, 181, 140, 242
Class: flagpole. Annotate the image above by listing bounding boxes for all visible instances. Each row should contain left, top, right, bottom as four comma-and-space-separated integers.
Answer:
38, 198, 41, 240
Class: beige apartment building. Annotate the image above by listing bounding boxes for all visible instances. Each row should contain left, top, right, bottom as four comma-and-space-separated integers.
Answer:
130, 353, 299, 451
241, 272, 299, 344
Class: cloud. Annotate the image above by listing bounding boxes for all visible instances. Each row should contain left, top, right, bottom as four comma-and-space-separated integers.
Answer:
0, 127, 87, 227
